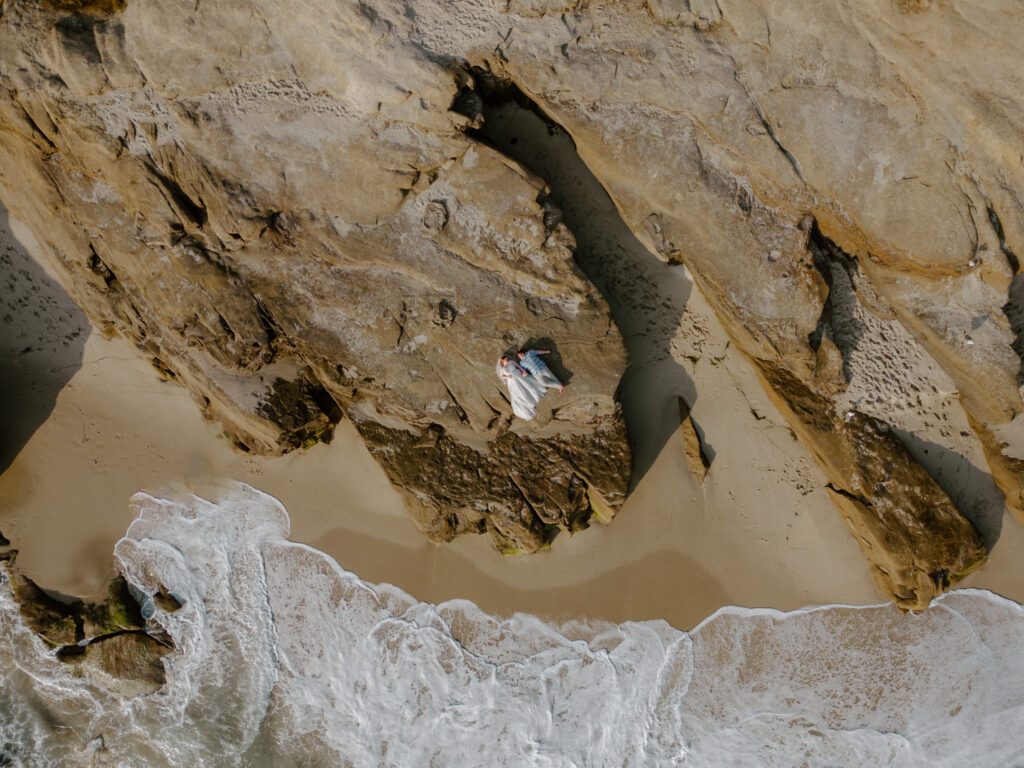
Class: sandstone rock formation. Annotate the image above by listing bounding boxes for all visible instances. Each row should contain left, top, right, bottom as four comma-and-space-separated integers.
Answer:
2, 0, 1020, 607
0, 0, 631, 554
678, 398, 710, 483
415, 0, 1012, 607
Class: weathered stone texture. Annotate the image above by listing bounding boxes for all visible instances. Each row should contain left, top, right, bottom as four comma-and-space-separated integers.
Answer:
1, 551, 174, 694
0, 0, 631, 553
2, 0, 1021, 605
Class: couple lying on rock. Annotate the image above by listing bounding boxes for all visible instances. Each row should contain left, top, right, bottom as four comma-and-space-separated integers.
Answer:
496, 349, 564, 421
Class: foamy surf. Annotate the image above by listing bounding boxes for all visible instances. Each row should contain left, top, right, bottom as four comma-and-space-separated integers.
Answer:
0, 484, 1022, 767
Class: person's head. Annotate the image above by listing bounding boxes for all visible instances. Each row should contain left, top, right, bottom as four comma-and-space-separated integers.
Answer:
499, 355, 510, 366
516, 350, 526, 359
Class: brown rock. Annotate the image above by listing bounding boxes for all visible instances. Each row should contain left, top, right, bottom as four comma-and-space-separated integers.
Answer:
754, 364, 987, 610
58, 632, 172, 696
152, 584, 183, 613
0, 0, 632, 551
80, 575, 145, 638
447, 1, 1013, 602
678, 399, 711, 483
1, 551, 80, 646
2, 551, 173, 693
0, 0, 1017, 604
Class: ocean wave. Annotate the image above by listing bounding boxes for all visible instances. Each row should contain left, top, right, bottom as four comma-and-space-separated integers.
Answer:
0, 484, 1022, 767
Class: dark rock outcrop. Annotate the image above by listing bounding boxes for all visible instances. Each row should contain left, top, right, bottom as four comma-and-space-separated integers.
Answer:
1, 551, 174, 694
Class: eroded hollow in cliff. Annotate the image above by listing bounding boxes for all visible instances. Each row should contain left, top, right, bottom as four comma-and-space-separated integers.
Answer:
456, 71, 702, 488
805, 222, 1005, 549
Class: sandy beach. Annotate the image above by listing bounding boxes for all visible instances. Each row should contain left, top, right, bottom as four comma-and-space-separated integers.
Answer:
4, 202, 1023, 631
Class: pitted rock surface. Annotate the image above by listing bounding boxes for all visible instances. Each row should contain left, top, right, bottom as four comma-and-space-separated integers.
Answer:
2, 0, 1021, 605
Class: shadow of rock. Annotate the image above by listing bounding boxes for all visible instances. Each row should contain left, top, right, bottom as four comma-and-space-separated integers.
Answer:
476, 95, 696, 490
1005, 271, 1024, 385
0, 203, 89, 474
894, 428, 1005, 550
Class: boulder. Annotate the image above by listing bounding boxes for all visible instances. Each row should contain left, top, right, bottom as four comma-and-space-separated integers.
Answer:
1, 552, 173, 694
57, 631, 172, 697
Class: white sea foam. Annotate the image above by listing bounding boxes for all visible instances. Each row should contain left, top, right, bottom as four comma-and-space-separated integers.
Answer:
1, 484, 1023, 767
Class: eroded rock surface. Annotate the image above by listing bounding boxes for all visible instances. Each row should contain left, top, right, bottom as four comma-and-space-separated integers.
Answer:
0, 551, 174, 694
416, 0, 1012, 607
1, 0, 1021, 605
0, 0, 630, 553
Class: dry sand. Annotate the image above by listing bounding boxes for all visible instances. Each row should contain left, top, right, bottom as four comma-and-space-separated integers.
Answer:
2, 196, 1023, 631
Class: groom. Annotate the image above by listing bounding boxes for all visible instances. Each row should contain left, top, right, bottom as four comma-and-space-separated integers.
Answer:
516, 348, 564, 393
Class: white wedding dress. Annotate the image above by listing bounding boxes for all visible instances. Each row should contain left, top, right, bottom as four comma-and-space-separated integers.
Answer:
497, 359, 547, 420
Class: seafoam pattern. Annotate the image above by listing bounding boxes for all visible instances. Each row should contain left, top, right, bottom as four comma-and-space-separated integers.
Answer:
0, 484, 1022, 767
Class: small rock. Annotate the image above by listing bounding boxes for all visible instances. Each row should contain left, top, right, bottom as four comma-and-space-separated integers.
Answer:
152, 585, 182, 613
422, 200, 449, 231
431, 299, 457, 327
679, 398, 711, 481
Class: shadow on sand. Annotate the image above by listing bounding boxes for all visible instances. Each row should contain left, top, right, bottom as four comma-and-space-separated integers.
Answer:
0, 204, 89, 474
476, 96, 696, 491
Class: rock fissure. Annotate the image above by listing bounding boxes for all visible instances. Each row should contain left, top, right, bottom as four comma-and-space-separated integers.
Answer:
987, 204, 1020, 273
11, 96, 58, 153
730, 69, 806, 184
1005, 273, 1024, 387
55, 626, 174, 657
989, 205, 1024, 385
141, 159, 208, 229
825, 482, 870, 507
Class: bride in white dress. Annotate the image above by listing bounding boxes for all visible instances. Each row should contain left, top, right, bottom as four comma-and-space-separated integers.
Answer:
496, 355, 547, 420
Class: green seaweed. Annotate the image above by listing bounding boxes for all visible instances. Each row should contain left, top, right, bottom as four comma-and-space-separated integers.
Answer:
297, 422, 335, 450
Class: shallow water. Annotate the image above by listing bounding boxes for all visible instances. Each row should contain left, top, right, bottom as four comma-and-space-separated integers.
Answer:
1, 485, 1021, 767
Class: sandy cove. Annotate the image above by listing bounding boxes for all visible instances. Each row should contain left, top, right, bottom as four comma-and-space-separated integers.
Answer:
2, 204, 1023, 631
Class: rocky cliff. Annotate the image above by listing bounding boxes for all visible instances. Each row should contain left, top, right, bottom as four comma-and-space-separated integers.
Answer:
0, 0, 632, 555
2, 0, 1021, 608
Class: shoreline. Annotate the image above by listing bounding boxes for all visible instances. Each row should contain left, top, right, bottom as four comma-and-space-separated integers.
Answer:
2, 208, 1023, 632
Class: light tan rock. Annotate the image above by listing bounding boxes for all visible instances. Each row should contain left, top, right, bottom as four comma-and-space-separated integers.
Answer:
415, 0, 1014, 602
2, 0, 1020, 604
526, 1, 1020, 512
0, 0, 631, 553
